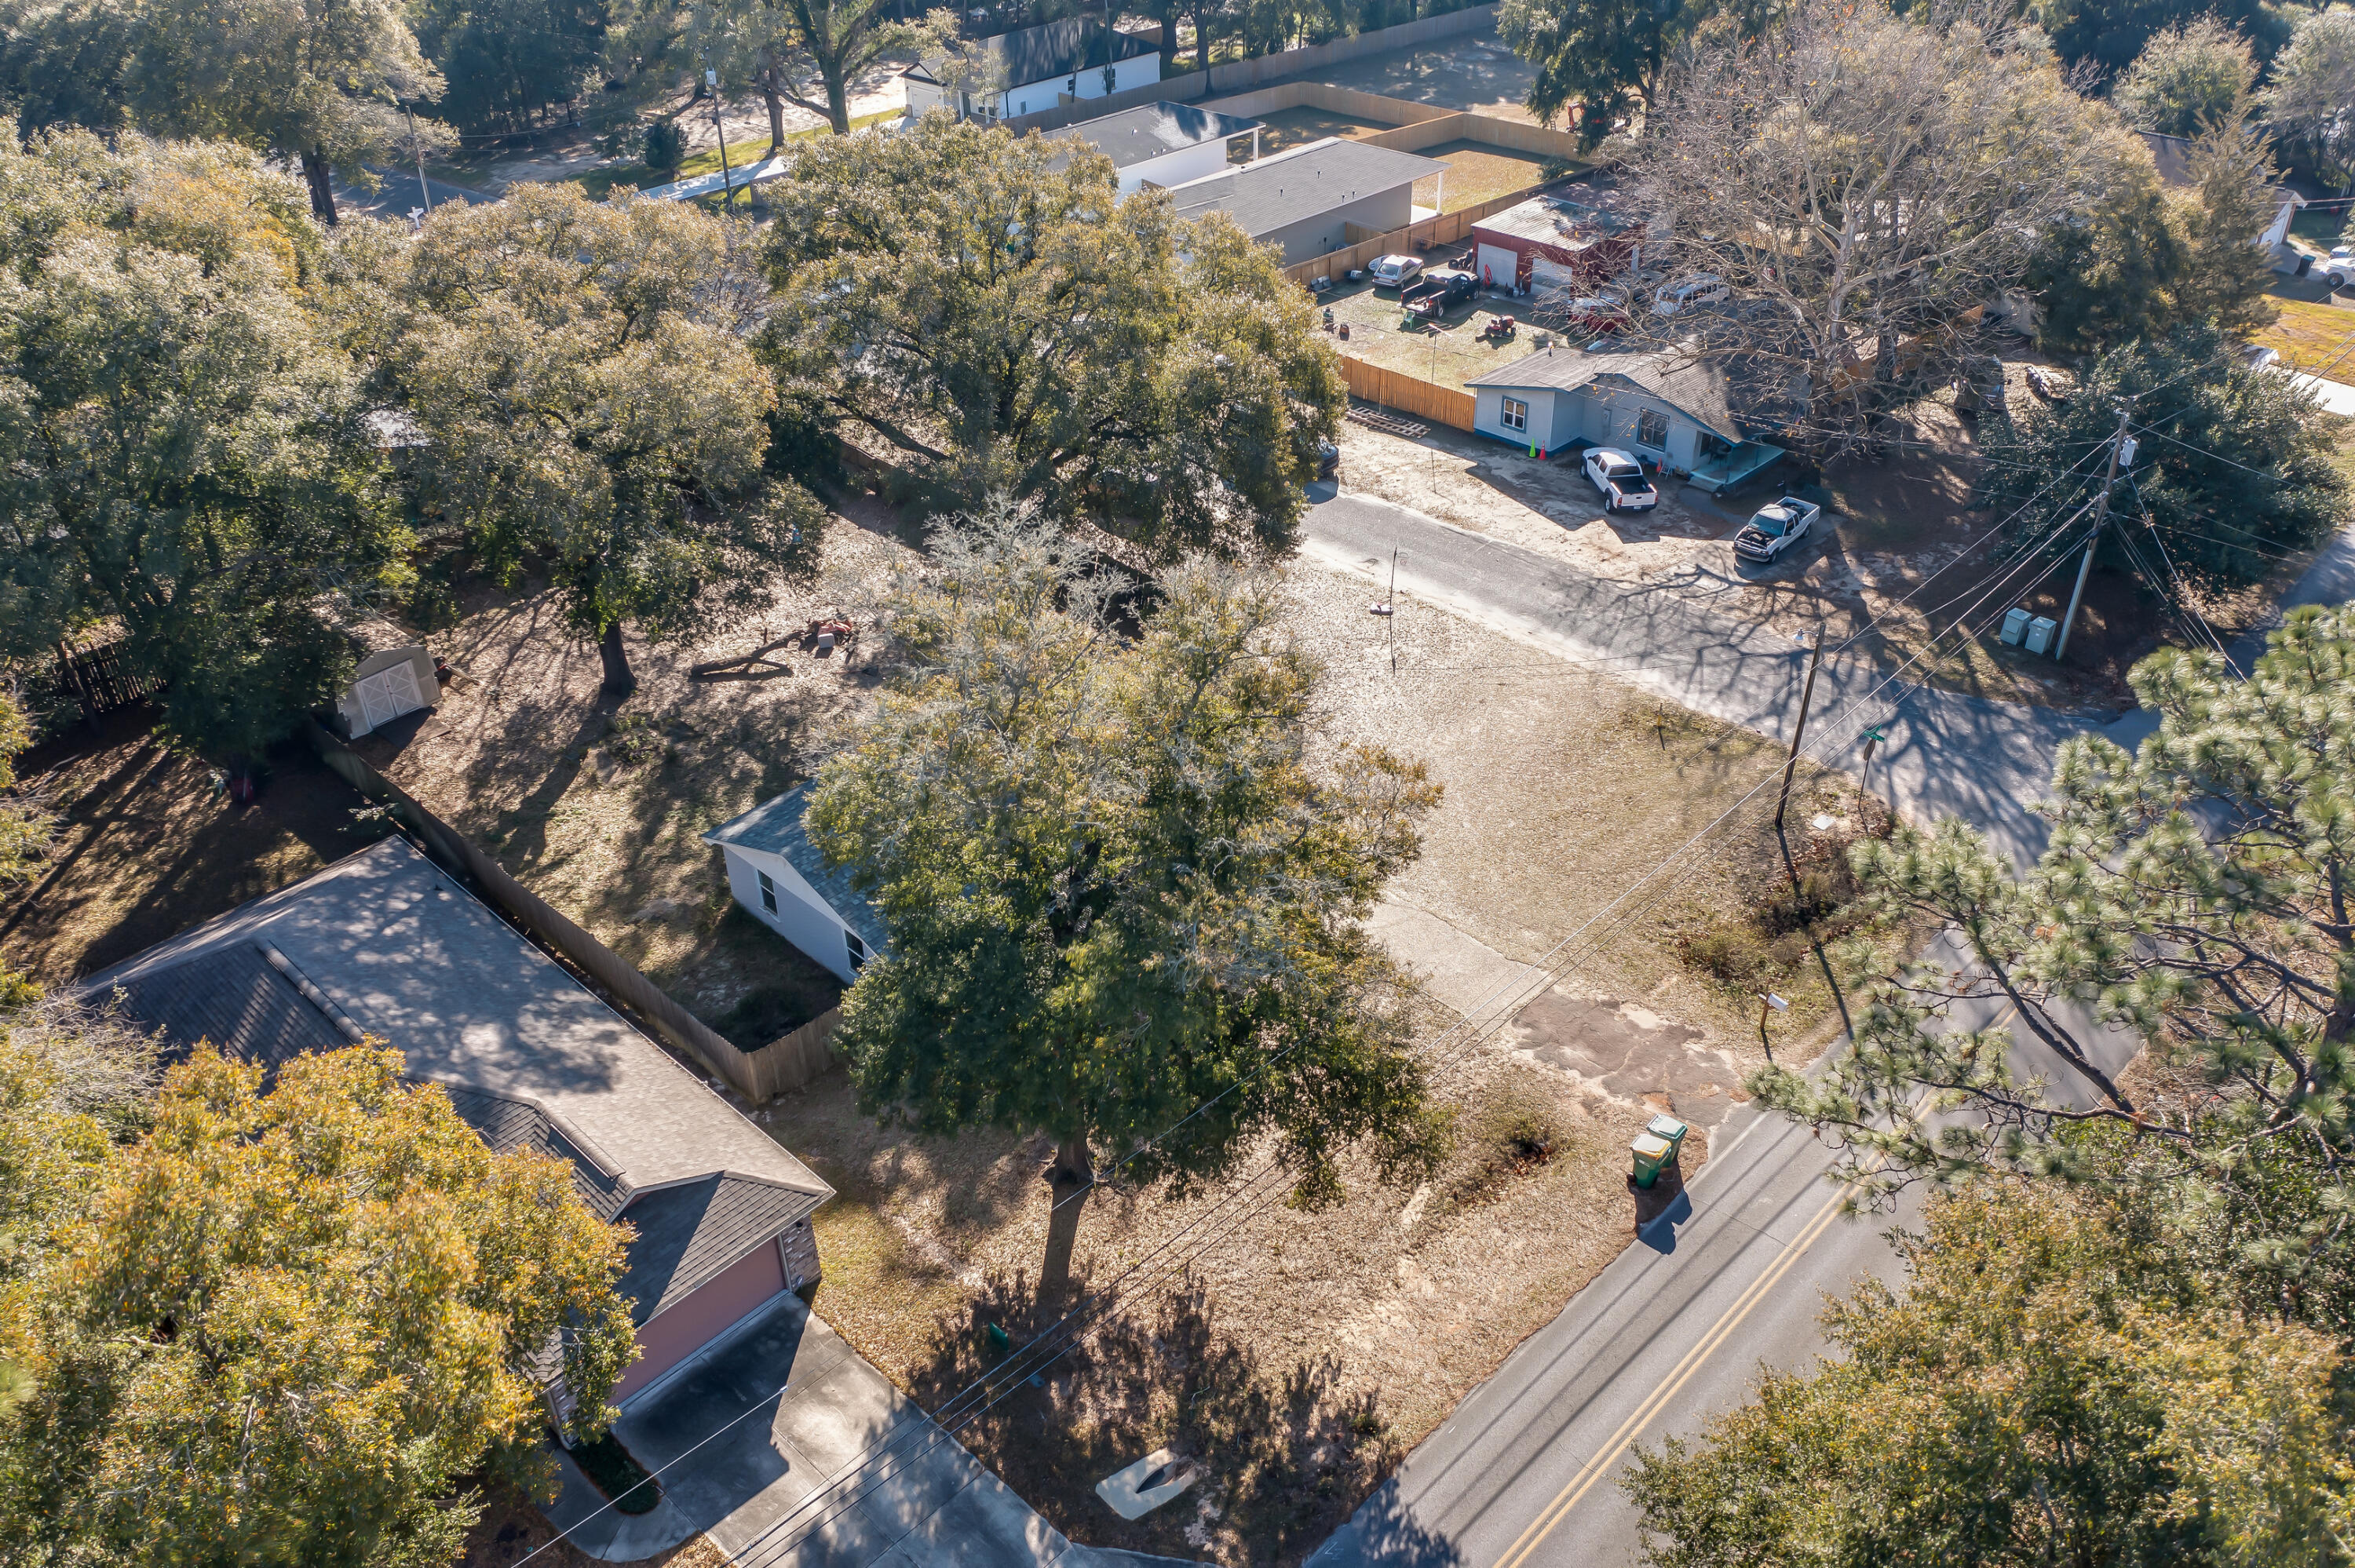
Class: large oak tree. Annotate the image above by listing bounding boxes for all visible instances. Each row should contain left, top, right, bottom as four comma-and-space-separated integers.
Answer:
761, 116, 1345, 561
806, 502, 1445, 1297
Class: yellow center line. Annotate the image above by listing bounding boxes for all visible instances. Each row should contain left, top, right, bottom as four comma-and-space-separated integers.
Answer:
1491, 998, 2021, 1568
1489, 1182, 1851, 1568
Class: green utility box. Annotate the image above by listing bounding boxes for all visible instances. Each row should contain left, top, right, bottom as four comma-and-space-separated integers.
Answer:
1630, 1132, 1675, 1188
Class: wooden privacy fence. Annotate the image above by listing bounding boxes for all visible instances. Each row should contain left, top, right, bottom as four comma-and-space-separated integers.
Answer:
306, 724, 833, 1102
1360, 111, 1582, 160
55, 639, 164, 719
1342, 356, 1477, 431
1282, 187, 1540, 286
737, 1008, 844, 1101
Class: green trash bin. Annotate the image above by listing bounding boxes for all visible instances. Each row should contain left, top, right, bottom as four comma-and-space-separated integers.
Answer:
1645, 1114, 1690, 1163
1630, 1132, 1674, 1189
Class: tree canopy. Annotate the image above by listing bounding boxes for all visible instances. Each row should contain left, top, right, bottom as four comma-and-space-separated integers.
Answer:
0, 132, 413, 763
2025, 119, 2284, 356
807, 503, 1445, 1296
2261, 4, 2355, 195
1631, 0, 2112, 452
1624, 1183, 2355, 1567
0, 1042, 637, 1566
391, 181, 822, 695
761, 115, 1345, 561
0, 0, 449, 221
2110, 15, 2255, 137
1979, 328, 2343, 586
1757, 607, 2355, 1267
1499, 0, 1688, 147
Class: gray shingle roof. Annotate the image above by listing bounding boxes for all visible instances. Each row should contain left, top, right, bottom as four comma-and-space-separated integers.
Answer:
1051, 100, 1262, 170
75, 837, 836, 1335
617, 1175, 820, 1323
1463, 333, 1811, 443
703, 783, 889, 956
902, 17, 1155, 88
1166, 137, 1447, 237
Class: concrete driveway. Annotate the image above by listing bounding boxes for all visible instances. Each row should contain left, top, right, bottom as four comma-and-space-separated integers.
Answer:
544, 1293, 1190, 1567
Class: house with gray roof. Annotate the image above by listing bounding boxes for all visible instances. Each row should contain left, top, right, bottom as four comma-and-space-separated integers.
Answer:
900, 16, 1159, 123
1165, 137, 1449, 264
705, 783, 886, 984
1048, 100, 1264, 194
1463, 334, 1801, 494
79, 835, 834, 1416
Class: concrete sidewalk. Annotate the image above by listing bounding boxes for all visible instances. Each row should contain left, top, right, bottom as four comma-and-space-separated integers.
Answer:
544, 1293, 1201, 1567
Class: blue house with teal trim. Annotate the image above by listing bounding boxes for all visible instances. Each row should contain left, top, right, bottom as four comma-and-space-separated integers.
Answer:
703, 785, 888, 983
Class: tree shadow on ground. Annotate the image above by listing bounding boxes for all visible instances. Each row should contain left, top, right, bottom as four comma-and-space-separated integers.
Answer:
908, 1270, 1455, 1565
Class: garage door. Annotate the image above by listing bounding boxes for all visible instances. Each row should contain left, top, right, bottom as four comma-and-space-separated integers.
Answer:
615, 1238, 787, 1405
351, 661, 425, 737
1530, 257, 1578, 296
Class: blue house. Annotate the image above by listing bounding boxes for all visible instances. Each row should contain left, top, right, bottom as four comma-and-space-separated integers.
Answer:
1463, 337, 1796, 494
703, 785, 887, 984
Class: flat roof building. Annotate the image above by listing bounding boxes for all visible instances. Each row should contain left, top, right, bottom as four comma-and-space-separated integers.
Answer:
1050, 100, 1265, 194
1165, 137, 1448, 264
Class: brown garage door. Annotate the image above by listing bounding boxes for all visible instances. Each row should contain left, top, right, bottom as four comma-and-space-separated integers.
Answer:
615, 1238, 787, 1404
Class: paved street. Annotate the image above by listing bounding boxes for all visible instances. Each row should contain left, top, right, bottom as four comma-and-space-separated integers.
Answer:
1300, 484, 2355, 1568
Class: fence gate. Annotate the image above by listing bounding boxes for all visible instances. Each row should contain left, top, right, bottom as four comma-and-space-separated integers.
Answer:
54, 640, 163, 720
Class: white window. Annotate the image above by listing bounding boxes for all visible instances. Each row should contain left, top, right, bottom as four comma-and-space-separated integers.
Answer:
756, 870, 777, 914
1501, 396, 1528, 432
845, 928, 868, 971
1637, 409, 1670, 449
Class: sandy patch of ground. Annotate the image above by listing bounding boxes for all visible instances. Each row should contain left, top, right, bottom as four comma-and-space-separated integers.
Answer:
1301, 22, 1540, 123
1243, 104, 1402, 155
1414, 140, 1551, 211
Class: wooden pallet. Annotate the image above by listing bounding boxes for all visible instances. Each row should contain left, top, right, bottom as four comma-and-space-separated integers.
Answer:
1346, 406, 1429, 439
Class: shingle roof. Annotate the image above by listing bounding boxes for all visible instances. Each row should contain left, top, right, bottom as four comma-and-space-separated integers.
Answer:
901, 17, 1155, 88
1460, 333, 1816, 443
1050, 101, 1262, 170
1166, 137, 1447, 237
102, 944, 349, 1073
703, 783, 889, 956
617, 1175, 822, 1323
440, 1083, 634, 1221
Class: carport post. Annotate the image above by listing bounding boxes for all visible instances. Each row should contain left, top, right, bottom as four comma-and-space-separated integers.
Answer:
1773, 626, 1826, 830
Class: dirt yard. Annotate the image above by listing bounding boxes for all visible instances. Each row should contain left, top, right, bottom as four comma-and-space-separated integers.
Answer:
1301, 21, 1540, 122
1320, 276, 1529, 385
1243, 104, 1402, 156
0, 715, 382, 985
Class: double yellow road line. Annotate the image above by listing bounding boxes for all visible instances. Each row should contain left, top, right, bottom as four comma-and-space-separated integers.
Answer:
1488, 1181, 1854, 1568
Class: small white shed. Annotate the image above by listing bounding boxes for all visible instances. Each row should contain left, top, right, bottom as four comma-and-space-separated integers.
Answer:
337, 646, 436, 738
703, 785, 887, 984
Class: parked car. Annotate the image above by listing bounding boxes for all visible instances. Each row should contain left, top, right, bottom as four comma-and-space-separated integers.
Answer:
2324, 246, 2355, 289
1652, 274, 1729, 316
1403, 269, 1477, 319
1732, 497, 1822, 563
1583, 447, 1658, 512
1371, 253, 1424, 290
1559, 296, 1630, 335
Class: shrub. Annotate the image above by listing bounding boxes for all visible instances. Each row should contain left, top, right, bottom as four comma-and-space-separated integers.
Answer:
641, 119, 687, 176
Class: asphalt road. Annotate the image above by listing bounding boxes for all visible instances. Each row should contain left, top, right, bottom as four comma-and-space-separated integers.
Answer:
1299, 486, 2355, 1568
330, 166, 492, 223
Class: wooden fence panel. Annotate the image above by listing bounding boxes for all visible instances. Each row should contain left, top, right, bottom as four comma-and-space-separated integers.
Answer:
54, 640, 165, 717
1280, 185, 1541, 285
1341, 357, 1477, 431
738, 1008, 843, 1099
305, 725, 793, 1102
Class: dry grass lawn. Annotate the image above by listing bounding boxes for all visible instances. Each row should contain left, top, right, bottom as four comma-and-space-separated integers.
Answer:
2252, 294, 2355, 374
1412, 140, 1551, 213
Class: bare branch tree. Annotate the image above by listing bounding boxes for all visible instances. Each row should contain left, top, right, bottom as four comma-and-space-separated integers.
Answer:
1628, 0, 2116, 458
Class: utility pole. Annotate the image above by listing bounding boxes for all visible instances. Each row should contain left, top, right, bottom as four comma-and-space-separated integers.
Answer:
2054, 407, 2135, 664
706, 64, 736, 211
403, 102, 432, 216
1773, 625, 1827, 830
1857, 724, 1886, 817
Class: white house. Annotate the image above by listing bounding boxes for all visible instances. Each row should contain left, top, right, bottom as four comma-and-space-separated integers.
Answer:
1465, 338, 1793, 493
901, 18, 1160, 124
1051, 100, 1264, 194
703, 784, 886, 984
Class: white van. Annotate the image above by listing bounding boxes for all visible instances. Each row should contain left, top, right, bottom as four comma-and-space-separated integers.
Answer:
1652, 275, 1729, 316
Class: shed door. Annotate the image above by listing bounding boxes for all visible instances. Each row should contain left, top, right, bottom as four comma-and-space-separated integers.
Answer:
353, 661, 425, 736
1530, 256, 1577, 296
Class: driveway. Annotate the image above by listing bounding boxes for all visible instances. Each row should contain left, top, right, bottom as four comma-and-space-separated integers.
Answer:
544, 1293, 1195, 1567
